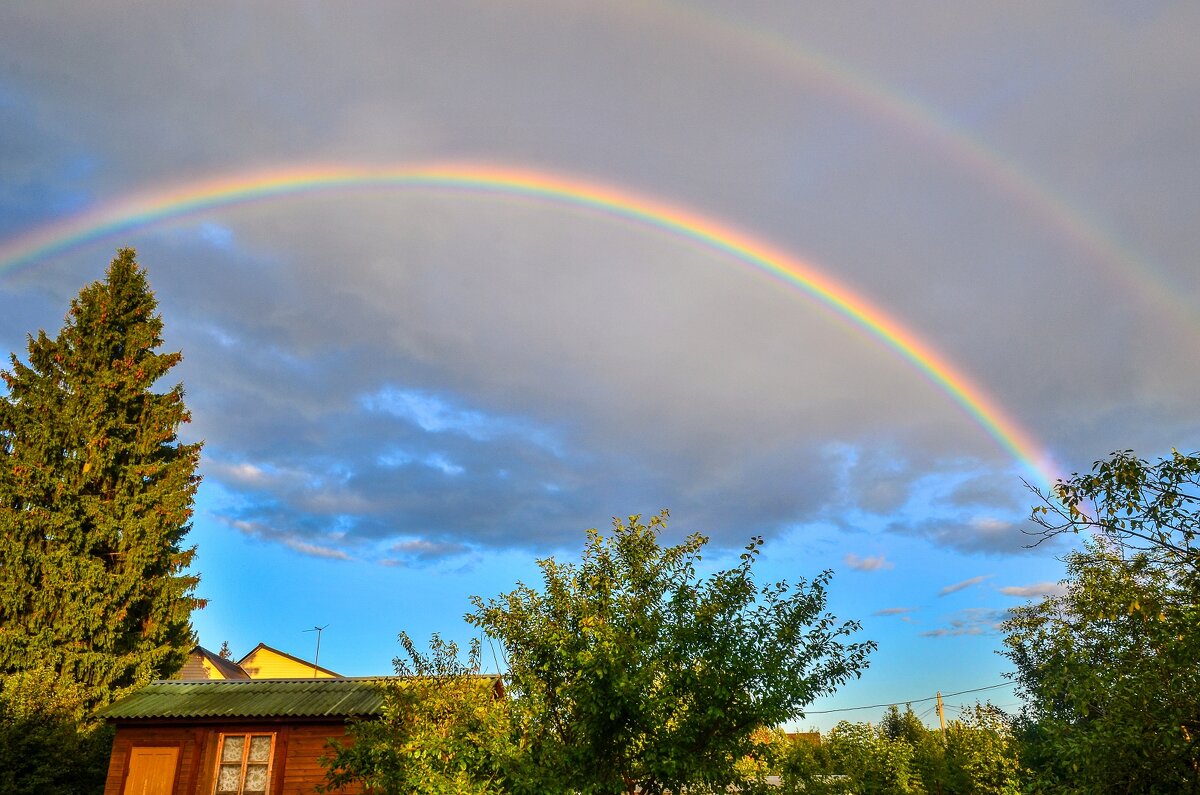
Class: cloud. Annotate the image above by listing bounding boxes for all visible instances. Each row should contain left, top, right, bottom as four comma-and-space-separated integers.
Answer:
920, 607, 1013, 638
873, 607, 916, 616
3, 2, 1199, 574
280, 538, 354, 561
222, 517, 353, 561
999, 581, 1067, 599
938, 574, 993, 597
386, 538, 472, 563
844, 552, 894, 571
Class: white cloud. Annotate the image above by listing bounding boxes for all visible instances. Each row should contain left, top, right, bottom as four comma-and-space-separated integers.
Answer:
938, 574, 993, 597
281, 537, 353, 561
920, 608, 1013, 638
844, 552, 894, 571
999, 581, 1067, 599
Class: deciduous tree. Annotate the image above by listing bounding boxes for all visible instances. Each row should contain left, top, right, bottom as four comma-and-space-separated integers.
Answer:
1025, 448, 1200, 571
468, 511, 874, 795
1003, 543, 1200, 792
0, 249, 203, 714
321, 633, 514, 795
1006, 449, 1200, 791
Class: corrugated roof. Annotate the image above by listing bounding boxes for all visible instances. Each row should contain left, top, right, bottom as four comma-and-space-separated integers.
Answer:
98, 678, 389, 720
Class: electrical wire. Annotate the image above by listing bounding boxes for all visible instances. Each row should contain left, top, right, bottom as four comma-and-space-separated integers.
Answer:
803, 682, 1013, 715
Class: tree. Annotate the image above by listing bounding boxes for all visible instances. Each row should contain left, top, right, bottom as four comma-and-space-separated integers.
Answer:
941, 704, 1021, 795
468, 511, 875, 795
1005, 448, 1200, 791
783, 704, 1020, 795
1025, 449, 1200, 571
824, 719, 922, 794
0, 248, 203, 715
321, 632, 516, 795
0, 667, 113, 795
1002, 542, 1200, 792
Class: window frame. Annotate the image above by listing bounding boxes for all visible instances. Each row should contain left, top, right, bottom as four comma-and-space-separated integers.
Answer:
212, 731, 276, 795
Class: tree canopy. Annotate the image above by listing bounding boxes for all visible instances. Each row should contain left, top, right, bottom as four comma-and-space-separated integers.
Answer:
1005, 450, 1200, 792
1025, 448, 1200, 570
778, 703, 1021, 795
0, 248, 203, 714
322, 633, 514, 795
467, 511, 874, 795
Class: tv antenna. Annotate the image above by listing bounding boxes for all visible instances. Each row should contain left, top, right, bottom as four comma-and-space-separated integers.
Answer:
303, 624, 329, 673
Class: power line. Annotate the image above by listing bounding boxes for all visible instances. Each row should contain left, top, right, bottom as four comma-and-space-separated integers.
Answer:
803, 682, 1013, 715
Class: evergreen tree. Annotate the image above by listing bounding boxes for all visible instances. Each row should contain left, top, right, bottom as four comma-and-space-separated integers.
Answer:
0, 249, 203, 714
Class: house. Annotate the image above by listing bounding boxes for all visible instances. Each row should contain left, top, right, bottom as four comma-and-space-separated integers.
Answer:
97, 678, 384, 795
237, 643, 341, 680
173, 644, 341, 681
174, 646, 251, 681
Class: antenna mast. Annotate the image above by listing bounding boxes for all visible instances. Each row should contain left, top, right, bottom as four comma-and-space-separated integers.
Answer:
303, 624, 329, 676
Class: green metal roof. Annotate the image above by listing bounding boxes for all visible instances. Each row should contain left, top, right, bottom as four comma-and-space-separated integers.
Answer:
98, 678, 389, 721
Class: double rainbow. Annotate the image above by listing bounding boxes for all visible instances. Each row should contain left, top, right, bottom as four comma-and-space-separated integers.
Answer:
0, 161, 1058, 485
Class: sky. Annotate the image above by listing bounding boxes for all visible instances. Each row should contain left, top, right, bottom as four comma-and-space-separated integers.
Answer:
1, 1, 1198, 732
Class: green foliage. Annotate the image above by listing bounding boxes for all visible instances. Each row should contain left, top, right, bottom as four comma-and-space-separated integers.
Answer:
941, 704, 1021, 795
826, 720, 923, 794
1026, 448, 1200, 570
1003, 543, 1200, 792
322, 632, 515, 795
1005, 449, 1200, 792
0, 249, 202, 714
779, 705, 1020, 795
468, 511, 875, 795
779, 735, 849, 795
0, 667, 113, 795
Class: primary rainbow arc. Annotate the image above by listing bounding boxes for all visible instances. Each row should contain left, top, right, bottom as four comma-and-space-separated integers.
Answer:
0, 161, 1058, 485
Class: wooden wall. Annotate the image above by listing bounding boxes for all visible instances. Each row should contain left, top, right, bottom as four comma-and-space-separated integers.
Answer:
104, 721, 362, 794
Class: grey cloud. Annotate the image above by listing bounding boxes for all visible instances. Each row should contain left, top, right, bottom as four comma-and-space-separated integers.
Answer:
220, 517, 353, 562
3, 2, 1200, 565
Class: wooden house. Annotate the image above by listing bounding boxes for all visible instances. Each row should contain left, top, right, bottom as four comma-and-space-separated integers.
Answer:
97, 678, 383, 795
236, 644, 341, 680
174, 646, 252, 681
173, 644, 341, 682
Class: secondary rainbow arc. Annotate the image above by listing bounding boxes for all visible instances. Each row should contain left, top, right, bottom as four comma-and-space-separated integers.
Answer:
646, 1, 1200, 337
0, 161, 1058, 485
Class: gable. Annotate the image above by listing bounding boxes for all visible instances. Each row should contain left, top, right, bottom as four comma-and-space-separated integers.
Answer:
175, 645, 251, 680
237, 643, 341, 679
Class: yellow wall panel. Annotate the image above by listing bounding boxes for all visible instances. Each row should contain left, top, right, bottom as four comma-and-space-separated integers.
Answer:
239, 646, 337, 679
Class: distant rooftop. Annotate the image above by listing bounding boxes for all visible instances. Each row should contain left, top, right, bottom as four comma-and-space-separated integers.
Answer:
175, 645, 251, 680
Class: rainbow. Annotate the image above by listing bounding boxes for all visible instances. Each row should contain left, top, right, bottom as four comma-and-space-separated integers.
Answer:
0, 161, 1058, 485
635, 1, 1199, 337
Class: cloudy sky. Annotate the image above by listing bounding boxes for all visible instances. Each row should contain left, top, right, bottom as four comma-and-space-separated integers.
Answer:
2, 2, 1198, 729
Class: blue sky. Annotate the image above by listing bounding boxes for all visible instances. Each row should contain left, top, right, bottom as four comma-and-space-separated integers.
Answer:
2, 2, 1198, 731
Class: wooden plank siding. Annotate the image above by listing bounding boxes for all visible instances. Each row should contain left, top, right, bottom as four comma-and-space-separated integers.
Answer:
104, 722, 362, 795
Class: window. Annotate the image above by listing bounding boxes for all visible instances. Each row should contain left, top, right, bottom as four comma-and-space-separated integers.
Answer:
214, 733, 274, 795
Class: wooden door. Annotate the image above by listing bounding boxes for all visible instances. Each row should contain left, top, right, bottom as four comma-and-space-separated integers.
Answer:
123, 746, 179, 795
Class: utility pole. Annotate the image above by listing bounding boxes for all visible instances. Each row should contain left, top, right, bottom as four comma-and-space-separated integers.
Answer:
936, 691, 946, 731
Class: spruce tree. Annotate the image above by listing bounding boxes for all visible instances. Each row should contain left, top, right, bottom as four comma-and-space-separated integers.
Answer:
0, 249, 202, 714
